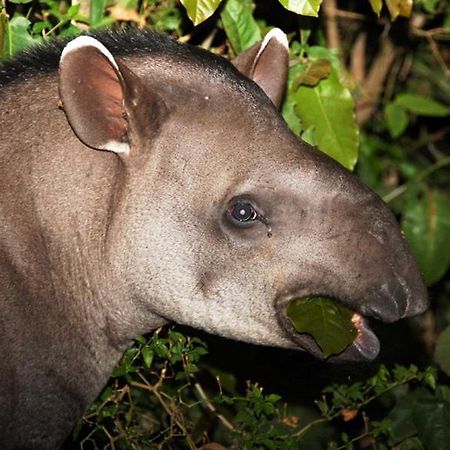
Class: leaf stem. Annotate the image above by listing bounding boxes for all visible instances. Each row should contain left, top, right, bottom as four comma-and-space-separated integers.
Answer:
45, 19, 67, 37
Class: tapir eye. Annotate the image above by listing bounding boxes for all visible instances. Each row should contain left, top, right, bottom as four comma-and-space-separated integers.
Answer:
228, 201, 258, 225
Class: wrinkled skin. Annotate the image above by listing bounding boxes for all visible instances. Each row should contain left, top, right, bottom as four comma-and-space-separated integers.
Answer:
0, 30, 427, 448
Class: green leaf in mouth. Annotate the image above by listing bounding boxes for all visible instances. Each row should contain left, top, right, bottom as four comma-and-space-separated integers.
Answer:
286, 296, 358, 359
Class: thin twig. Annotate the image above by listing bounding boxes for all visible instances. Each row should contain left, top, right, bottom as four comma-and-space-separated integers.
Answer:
425, 35, 449, 76
350, 32, 367, 83
412, 26, 450, 40
130, 378, 197, 450
200, 28, 217, 50
194, 382, 236, 431
333, 9, 365, 21
323, 0, 341, 50
411, 26, 450, 76
356, 36, 400, 124
289, 416, 330, 438
421, 309, 438, 355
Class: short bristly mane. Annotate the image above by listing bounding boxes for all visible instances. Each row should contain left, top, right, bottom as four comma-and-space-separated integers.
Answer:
0, 29, 254, 92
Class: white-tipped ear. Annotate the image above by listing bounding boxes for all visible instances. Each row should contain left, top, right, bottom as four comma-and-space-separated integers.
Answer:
59, 36, 131, 155
255, 28, 289, 61
61, 36, 120, 72
60, 35, 167, 157
232, 28, 289, 109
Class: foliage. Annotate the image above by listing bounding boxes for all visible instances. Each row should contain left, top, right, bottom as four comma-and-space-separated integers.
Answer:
1, 0, 449, 448
69, 328, 443, 449
282, 43, 360, 169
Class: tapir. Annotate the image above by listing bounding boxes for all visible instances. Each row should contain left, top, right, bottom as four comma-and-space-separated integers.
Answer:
0, 28, 427, 448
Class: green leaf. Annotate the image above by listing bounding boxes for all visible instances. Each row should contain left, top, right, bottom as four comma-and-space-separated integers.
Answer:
385, 102, 409, 138
278, 0, 323, 17
90, 0, 106, 26
7, 0, 34, 3
142, 346, 154, 368
386, 398, 418, 444
398, 437, 425, 450
267, 393, 282, 403
180, 0, 223, 25
282, 64, 305, 136
368, 0, 383, 16
421, 0, 440, 14
292, 67, 359, 170
424, 371, 436, 390
301, 125, 317, 146
221, 0, 261, 54
435, 325, 450, 377
412, 390, 450, 450
0, 10, 6, 60
402, 190, 450, 285
395, 93, 450, 117
58, 24, 82, 38
71, 420, 84, 441
2, 15, 40, 59
286, 297, 357, 358
135, 335, 146, 344
281, 96, 302, 136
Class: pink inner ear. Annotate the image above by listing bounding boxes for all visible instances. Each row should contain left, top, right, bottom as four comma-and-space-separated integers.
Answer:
251, 38, 289, 109
59, 45, 128, 151
232, 31, 289, 110
92, 55, 126, 136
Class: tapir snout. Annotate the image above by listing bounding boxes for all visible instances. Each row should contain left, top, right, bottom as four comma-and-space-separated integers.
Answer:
267, 149, 428, 360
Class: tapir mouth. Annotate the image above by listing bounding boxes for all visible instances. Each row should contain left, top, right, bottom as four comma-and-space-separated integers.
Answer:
275, 294, 380, 361
275, 279, 427, 362
275, 254, 428, 361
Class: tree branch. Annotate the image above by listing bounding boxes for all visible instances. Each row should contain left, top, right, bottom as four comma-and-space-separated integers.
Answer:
350, 32, 367, 83
323, 0, 341, 50
356, 37, 400, 125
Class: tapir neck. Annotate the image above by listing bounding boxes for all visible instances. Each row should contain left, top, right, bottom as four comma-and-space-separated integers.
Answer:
0, 75, 167, 448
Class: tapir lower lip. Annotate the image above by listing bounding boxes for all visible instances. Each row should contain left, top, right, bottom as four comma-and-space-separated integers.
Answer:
338, 314, 380, 361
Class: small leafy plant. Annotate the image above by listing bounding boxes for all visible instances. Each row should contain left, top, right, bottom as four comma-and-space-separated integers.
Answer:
70, 328, 443, 449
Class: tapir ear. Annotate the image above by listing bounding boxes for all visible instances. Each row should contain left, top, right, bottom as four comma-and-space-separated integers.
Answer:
59, 36, 160, 155
232, 28, 289, 110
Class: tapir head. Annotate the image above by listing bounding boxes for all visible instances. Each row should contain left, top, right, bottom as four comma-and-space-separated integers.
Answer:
59, 30, 427, 361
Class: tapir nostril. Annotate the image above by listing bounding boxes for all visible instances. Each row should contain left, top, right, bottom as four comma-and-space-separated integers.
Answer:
362, 283, 405, 323
363, 302, 399, 323
362, 265, 428, 323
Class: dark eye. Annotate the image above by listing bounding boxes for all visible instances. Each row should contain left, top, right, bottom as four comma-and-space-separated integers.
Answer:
228, 201, 258, 224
